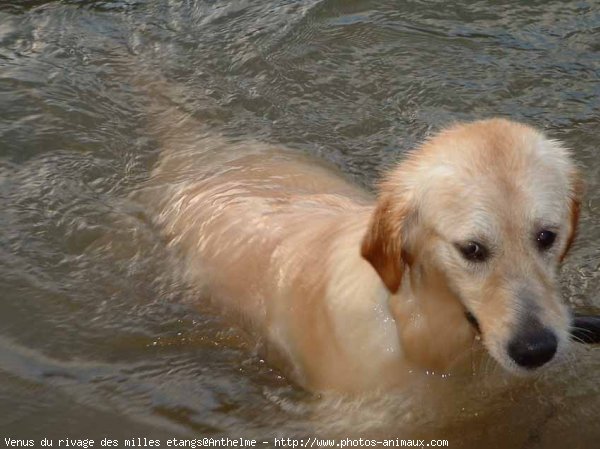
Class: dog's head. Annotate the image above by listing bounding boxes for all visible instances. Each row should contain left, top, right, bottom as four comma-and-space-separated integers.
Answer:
362, 119, 582, 373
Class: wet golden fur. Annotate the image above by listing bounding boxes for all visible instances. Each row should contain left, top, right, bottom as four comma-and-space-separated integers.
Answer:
147, 117, 581, 393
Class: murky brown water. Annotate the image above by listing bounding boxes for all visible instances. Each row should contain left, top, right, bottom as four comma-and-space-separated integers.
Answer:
1, 1, 600, 447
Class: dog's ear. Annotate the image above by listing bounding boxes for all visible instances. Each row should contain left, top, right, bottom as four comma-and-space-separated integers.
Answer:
361, 193, 409, 294
560, 169, 584, 262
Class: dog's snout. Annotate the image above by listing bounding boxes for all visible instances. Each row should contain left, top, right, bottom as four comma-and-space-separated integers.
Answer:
507, 326, 557, 369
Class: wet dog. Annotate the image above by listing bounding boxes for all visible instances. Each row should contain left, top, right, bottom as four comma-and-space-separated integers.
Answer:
148, 118, 581, 393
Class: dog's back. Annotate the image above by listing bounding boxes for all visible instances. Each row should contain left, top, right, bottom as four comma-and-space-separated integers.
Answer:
142, 120, 397, 390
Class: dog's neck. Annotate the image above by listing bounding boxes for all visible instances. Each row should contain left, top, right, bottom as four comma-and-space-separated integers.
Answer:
326, 210, 478, 378
391, 261, 479, 373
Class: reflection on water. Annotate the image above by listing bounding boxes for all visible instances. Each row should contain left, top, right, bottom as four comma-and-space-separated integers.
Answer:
1, 0, 599, 447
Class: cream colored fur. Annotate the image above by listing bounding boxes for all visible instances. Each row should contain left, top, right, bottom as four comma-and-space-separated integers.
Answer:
145, 116, 581, 393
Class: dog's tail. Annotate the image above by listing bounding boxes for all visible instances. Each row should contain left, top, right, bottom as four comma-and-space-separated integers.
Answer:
132, 71, 212, 156
128, 67, 244, 226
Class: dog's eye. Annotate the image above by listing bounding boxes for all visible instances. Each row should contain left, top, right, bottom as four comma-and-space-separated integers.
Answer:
456, 241, 489, 262
536, 230, 557, 250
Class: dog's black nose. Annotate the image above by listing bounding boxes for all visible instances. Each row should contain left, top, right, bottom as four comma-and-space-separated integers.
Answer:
507, 327, 557, 369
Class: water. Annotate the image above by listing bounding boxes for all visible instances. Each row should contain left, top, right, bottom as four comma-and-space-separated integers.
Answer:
1, 0, 600, 447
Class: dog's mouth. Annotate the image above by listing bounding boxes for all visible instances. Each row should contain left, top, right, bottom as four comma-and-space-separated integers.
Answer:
465, 310, 481, 334
463, 310, 600, 342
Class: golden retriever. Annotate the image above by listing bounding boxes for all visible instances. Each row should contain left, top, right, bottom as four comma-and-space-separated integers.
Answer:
146, 117, 582, 393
